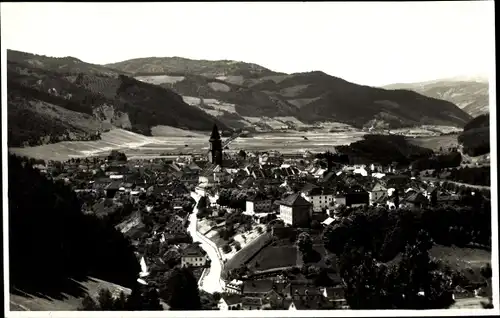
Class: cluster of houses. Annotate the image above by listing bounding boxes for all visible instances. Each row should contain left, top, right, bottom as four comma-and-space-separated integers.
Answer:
29, 123, 478, 310
218, 278, 349, 310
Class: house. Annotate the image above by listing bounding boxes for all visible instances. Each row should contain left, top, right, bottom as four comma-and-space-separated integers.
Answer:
286, 285, 332, 310
320, 171, 336, 186
225, 279, 244, 295
218, 294, 242, 310
181, 244, 207, 267
404, 191, 428, 209
166, 215, 185, 234
278, 193, 312, 227
322, 286, 349, 309
246, 192, 273, 214
198, 163, 228, 185
285, 284, 323, 301
253, 212, 276, 224
302, 186, 335, 212
105, 181, 122, 198
334, 186, 369, 208
242, 296, 271, 310
171, 182, 189, 197
369, 182, 387, 205
437, 194, 461, 205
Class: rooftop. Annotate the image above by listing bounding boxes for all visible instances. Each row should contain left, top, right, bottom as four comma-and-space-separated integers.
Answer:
279, 192, 312, 207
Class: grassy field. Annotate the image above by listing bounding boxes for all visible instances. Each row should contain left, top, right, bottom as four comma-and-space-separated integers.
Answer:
247, 245, 299, 271
222, 232, 273, 277
10, 129, 367, 161
407, 134, 460, 151
429, 245, 491, 277
389, 244, 491, 286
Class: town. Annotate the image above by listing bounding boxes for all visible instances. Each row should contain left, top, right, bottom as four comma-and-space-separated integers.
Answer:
18, 123, 492, 311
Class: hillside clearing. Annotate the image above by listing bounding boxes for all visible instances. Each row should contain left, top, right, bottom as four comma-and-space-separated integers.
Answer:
10, 277, 132, 311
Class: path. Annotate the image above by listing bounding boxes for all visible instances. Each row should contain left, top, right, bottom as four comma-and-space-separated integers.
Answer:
187, 192, 224, 294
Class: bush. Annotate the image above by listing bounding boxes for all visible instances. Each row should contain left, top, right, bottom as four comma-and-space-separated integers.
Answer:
256, 226, 263, 234
234, 242, 242, 251
222, 244, 232, 254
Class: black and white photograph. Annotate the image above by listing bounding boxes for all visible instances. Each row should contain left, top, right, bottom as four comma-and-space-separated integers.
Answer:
1, 1, 498, 316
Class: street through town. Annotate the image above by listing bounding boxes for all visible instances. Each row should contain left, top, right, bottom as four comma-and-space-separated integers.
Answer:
187, 192, 224, 294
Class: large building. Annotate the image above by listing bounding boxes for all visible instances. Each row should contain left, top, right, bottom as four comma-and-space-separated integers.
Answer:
181, 243, 208, 268
279, 193, 312, 227
301, 185, 335, 212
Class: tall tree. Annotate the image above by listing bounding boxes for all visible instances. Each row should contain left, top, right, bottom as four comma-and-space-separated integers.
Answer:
160, 268, 201, 310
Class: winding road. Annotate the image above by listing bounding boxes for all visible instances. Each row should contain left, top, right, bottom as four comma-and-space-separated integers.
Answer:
187, 192, 224, 294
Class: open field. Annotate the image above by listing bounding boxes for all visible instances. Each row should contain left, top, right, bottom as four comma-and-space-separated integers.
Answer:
407, 134, 460, 151
222, 232, 273, 278
9, 128, 367, 161
389, 244, 491, 286
429, 245, 491, 266
247, 245, 299, 271
9, 129, 158, 161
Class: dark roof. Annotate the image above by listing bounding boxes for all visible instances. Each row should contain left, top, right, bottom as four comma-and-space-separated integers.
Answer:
405, 192, 428, 204
222, 294, 242, 305
210, 124, 221, 141
181, 244, 205, 257
243, 279, 274, 294
426, 185, 438, 193
287, 284, 322, 297
301, 183, 320, 195
321, 171, 336, 183
374, 192, 388, 204
242, 296, 265, 307
187, 162, 202, 171
437, 195, 460, 202
279, 192, 312, 207
309, 187, 335, 196
201, 164, 219, 177
248, 192, 271, 202
106, 181, 122, 190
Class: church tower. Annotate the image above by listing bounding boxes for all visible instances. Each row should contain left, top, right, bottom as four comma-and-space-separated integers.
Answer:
209, 124, 223, 166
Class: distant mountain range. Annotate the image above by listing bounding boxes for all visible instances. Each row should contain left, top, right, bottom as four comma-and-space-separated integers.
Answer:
384, 77, 489, 118
7, 49, 474, 147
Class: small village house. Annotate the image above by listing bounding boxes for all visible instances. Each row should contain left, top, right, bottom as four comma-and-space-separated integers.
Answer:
246, 192, 273, 214
218, 294, 242, 310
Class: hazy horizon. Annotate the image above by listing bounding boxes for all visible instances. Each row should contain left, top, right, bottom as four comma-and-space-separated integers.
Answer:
1, 1, 495, 86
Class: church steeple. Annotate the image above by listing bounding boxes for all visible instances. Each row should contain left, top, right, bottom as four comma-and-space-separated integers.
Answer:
208, 124, 223, 165
210, 123, 221, 141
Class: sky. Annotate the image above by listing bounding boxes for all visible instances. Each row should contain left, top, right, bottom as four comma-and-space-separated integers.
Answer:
1, 1, 495, 86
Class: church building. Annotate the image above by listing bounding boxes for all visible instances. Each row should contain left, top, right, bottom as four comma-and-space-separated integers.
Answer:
208, 123, 223, 166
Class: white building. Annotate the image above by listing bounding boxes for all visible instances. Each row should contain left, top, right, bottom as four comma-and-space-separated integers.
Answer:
301, 187, 335, 212
369, 182, 387, 205
225, 279, 244, 294
279, 193, 312, 227
218, 295, 242, 310
181, 244, 207, 268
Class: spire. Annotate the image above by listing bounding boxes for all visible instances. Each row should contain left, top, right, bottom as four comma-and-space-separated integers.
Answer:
210, 123, 221, 141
